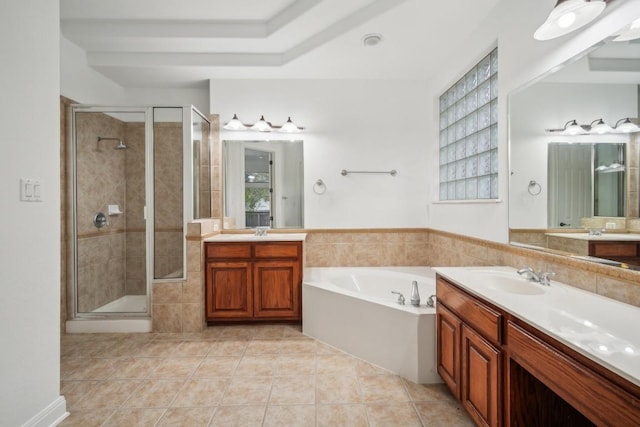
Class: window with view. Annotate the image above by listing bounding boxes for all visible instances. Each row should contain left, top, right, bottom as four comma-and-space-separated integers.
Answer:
439, 48, 498, 200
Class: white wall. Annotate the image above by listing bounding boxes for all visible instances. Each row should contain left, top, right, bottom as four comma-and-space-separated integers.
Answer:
426, 0, 640, 242
61, 36, 208, 110
509, 82, 636, 228
125, 88, 209, 115
211, 79, 429, 228
0, 1, 67, 426
61, 35, 126, 104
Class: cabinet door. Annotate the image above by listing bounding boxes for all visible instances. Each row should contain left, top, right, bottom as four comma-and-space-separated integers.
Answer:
253, 260, 301, 319
206, 261, 252, 320
461, 324, 501, 427
437, 304, 462, 398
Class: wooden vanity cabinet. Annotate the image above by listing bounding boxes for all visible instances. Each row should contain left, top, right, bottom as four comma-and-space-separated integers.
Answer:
436, 274, 640, 427
205, 241, 302, 323
436, 276, 502, 427
588, 241, 640, 266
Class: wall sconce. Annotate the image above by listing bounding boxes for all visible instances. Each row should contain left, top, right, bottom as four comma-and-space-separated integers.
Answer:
534, 0, 606, 41
547, 117, 640, 135
223, 114, 304, 133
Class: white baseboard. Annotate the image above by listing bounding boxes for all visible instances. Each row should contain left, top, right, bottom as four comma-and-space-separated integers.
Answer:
21, 396, 68, 427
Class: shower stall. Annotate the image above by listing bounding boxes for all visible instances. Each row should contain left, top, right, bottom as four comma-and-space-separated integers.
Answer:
66, 105, 211, 332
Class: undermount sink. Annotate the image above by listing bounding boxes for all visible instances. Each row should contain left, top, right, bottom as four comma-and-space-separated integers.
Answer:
472, 270, 546, 295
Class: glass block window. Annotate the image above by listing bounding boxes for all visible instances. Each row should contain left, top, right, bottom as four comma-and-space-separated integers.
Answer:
439, 48, 498, 200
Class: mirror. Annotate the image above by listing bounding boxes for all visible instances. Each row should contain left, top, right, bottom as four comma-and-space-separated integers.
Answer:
223, 140, 304, 229
509, 35, 640, 264
547, 142, 627, 228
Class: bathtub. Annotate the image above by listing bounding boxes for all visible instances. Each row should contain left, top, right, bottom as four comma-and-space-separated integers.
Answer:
302, 266, 440, 384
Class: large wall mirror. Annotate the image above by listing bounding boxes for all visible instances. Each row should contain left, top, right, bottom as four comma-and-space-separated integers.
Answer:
223, 140, 304, 229
508, 28, 640, 267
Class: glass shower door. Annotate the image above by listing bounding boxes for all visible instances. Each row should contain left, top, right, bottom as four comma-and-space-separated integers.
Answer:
72, 108, 148, 315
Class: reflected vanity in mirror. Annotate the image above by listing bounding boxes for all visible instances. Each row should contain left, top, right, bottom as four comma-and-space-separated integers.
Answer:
508, 33, 640, 268
223, 140, 304, 229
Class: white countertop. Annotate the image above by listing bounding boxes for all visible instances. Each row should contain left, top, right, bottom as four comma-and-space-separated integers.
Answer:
204, 233, 307, 242
433, 266, 640, 387
546, 232, 640, 241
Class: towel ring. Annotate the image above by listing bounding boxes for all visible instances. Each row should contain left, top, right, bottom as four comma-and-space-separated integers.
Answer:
528, 180, 542, 196
313, 179, 327, 195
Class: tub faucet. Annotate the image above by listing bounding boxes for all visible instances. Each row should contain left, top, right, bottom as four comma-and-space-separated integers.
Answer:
391, 291, 405, 305
517, 267, 555, 286
426, 294, 437, 308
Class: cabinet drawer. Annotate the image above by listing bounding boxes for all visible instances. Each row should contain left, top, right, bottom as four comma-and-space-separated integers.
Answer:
206, 243, 252, 260
254, 242, 300, 259
437, 277, 502, 345
590, 242, 638, 257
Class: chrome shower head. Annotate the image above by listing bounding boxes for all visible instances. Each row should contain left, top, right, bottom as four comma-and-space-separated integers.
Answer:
98, 136, 127, 150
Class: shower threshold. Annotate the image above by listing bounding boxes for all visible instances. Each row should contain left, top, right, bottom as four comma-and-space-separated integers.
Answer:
66, 295, 151, 333
93, 295, 147, 313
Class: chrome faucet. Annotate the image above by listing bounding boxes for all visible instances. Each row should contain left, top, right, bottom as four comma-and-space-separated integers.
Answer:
517, 267, 555, 286
391, 291, 406, 305
587, 228, 603, 236
426, 294, 437, 308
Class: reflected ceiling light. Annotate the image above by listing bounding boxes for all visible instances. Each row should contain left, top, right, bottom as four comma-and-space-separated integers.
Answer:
223, 115, 304, 133
613, 17, 640, 42
588, 118, 613, 134
614, 117, 640, 133
534, 0, 606, 41
279, 117, 302, 133
560, 119, 588, 135
222, 114, 247, 131
251, 115, 273, 132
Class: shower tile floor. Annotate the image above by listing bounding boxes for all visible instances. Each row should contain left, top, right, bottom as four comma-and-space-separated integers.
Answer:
60, 324, 473, 427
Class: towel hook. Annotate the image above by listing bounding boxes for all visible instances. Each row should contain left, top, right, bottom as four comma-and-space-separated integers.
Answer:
313, 179, 327, 195
528, 180, 542, 196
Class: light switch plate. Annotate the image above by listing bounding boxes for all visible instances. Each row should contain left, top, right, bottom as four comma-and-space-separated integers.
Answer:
20, 178, 42, 202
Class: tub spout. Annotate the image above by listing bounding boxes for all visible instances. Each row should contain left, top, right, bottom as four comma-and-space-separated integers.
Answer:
410, 280, 420, 306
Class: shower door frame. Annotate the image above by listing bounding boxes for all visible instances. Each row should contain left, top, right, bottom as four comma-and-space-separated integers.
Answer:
69, 105, 155, 319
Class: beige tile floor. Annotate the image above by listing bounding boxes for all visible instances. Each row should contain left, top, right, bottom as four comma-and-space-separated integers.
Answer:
60, 324, 473, 427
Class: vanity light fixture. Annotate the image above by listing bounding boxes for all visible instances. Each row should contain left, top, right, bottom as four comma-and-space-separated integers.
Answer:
547, 117, 640, 134
251, 115, 273, 132
613, 17, 640, 41
534, 0, 606, 41
222, 115, 304, 133
560, 119, 588, 135
279, 117, 302, 133
588, 118, 613, 134
614, 117, 640, 133
222, 114, 247, 131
